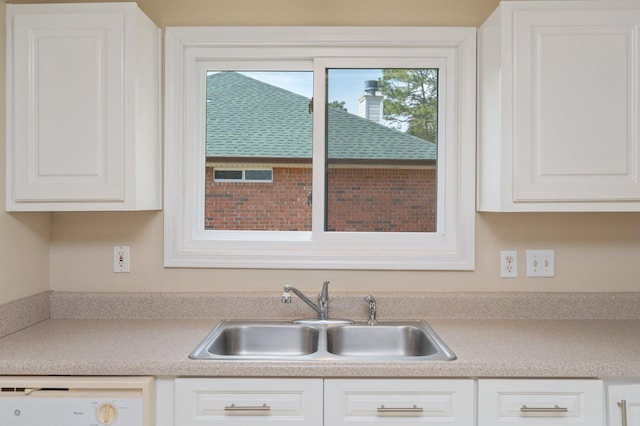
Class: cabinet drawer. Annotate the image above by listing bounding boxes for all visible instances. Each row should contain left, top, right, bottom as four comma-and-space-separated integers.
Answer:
175, 378, 322, 425
325, 379, 475, 425
478, 379, 603, 425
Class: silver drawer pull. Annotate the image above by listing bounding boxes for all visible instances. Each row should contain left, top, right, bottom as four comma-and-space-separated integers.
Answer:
520, 404, 568, 413
618, 400, 628, 426
224, 403, 271, 412
377, 404, 424, 413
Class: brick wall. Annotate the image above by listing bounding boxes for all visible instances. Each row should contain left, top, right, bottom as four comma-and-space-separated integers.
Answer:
327, 168, 436, 232
205, 167, 312, 231
205, 166, 436, 232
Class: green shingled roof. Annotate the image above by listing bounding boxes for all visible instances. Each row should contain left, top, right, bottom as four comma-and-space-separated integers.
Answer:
205, 72, 436, 162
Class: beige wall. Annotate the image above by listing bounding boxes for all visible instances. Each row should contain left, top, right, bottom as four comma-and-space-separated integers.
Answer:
48, 211, 640, 293
10, 0, 499, 27
5, 0, 640, 299
0, 213, 50, 304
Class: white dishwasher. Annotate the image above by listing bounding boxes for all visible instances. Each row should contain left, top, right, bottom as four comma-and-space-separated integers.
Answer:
0, 376, 154, 426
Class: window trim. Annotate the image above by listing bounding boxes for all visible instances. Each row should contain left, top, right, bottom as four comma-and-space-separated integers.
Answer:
164, 27, 476, 270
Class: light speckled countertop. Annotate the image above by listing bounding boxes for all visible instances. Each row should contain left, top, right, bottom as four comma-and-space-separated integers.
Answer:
1, 317, 640, 378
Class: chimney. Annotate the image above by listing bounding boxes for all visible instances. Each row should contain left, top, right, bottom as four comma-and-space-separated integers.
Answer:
359, 80, 384, 125
364, 80, 378, 96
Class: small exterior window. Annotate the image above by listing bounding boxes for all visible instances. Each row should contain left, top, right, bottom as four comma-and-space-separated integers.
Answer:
213, 170, 242, 181
213, 168, 273, 182
245, 170, 273, 181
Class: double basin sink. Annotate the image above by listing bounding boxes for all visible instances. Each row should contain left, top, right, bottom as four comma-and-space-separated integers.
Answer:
190, 319, 456, 361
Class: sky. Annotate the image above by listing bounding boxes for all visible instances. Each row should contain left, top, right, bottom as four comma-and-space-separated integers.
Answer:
239, 69, 383, 115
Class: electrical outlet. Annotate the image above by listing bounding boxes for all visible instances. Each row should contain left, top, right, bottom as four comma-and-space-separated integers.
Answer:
113, 245, 130, 273
500, 250, 518, 278
526, 249, 554, 277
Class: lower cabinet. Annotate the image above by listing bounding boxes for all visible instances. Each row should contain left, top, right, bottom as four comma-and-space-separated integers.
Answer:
174, 378, 474, 425
478, 379, 603, 426
174, 378, 323, 426
325, 378, 475, 425
606, 382, 640, 426
173, 377, 630, 426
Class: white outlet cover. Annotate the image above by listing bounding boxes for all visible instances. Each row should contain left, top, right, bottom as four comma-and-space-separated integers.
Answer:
500, 250, 518, 278
526, 249, 555, 278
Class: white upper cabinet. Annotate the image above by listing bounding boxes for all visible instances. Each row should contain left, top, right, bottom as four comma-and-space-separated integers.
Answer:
6, 3, 161, 211
477, 0, 640, 211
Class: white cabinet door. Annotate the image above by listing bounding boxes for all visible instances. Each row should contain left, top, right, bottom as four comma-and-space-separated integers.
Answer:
175, 378, 323, 426
6, 3, 161, 211
478, 379, 603, 426
325, 379, 475, 425
606, 382, 640, 426
477, 1, 640, 211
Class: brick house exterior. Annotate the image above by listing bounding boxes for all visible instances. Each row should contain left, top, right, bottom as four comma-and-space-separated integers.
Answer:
205, 72, 437, 232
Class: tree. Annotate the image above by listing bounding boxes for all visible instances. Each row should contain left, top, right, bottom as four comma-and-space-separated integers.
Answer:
328, 100, 347, 112
377, 69, 438, 143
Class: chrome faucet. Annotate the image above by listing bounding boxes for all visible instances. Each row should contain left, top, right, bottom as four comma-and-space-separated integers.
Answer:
364, 294, 377, 325
282, 281, 330, 321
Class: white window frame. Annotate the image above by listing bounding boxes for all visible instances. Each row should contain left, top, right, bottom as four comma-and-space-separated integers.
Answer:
164, 27, 476, 270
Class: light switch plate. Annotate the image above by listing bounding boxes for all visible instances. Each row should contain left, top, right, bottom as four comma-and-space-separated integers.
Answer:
114, 245, 130, 273
526, 249, 554, 277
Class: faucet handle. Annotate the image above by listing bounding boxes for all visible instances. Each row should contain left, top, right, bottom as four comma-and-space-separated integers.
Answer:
364, 294, 377, 325
281, 285, 292, 303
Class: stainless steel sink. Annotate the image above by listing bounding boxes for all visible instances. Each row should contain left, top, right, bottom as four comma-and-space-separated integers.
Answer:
190, 319, 455, 361
327, 323, 440, 357
190, 321, 319, 359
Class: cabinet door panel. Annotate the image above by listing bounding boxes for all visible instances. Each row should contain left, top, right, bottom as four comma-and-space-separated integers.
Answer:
478, 379, 603, 426
175, 378, 323, 426
606, 382, 640, 426
12, 12, 124, 202
7, 3, 161, 211
325, 379, 475, 425
513, 9, 640, 202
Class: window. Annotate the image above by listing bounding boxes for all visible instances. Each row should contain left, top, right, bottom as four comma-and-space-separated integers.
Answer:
325, 68, 438, 233
165, 27, 476, 270
212, 168, 273, 182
